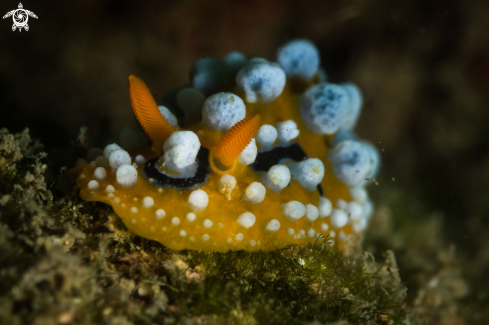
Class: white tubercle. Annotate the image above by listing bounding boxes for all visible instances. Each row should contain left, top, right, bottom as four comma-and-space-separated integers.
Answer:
202, 92, 246, 131
318, 197, 332, 218
350, 186, 367, 203
93, 167, 107, 181
238, 138, 257, 165
87, 180, 99, 190
155, 209, 166, 220
266, 219, 281, 232
188, 189, 209, 212
237, 212, 256, 229
105, 185, 115, 193
305, 204, 319, 222
109, 149, 131, 172
203, 219, 213, 229
161, 131, 200, 178
142, 197, 154, 208
116, 164, 138, 188
330, 209, 348, 229
347, 202, 363, 221
243, 182, 266, 204
262, 164, 290, 193
219, 174, 237, 201
103, 143, 121, 160
281, 201, 306, 222
186, 213, 196, 222
157, 105, 179, 127
256, 124, 278, 150
135, 155, 146, 164
289, 158, 325, 192
276, 120, 299, 144
336, 199, 348, 211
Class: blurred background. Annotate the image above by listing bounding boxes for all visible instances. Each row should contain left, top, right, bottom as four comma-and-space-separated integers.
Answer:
1, 0, 488, 320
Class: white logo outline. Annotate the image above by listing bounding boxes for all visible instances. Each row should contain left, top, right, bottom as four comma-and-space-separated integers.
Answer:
3, 3, 38, 32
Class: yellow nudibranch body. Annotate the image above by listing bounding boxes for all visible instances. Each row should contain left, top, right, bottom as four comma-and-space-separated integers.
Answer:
75, 40, 379, 252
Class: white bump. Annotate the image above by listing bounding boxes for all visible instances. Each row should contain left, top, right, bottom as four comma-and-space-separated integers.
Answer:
243, 182, 266, 204
237, 212, 256, 229
121, 203, 126, 208
266, 219, 281, 232
347, 202, 363, 221
305, 204, 319, 222
281, 201, 306, 222
190, 236, 195, 242
155, 209, 166, 220
353, 217, 368, 233
336, 199, 348, 211
157, 105, 179, 127
180, 230, 187, 237
95, 156, 109, 168
238, 138, 257, 165
219, 174, 237, 201
330, 209, 348, 229
308, 228, 317, 238
318, 197, 332, 218
188, 189, 209, 212
162, 131, 201, 177
107, 193, 115, 199
235, 233, 244, 241
131, 218, 136, 224
276, 120, 299, 144
135, 155, 146, 164
103, 143, 121, 160
329, 230, 336, 238
131, 207, 138, 213
321, 222, 329, 232
262, 164, 290, 193
142, 197, 154, 208
287, 228, 295, 236
172, 217, 180, 226
116, 164, 138, 188
289, 158, 325, 192
109, 149, 131, 172
186, 213, 196, 222
202, 234, 210, 241
256, 124, 278, 149
203, 219, 213, 229
87, 180, 99, 190
227, 237, 233, 244
350, 186, 367, 203
105, 185, 115, 193
250, 239, 256, 246
78, 173, 86, 179
202, 92, 246, 130
114, 197, 120, 204
338, 230, 348, 241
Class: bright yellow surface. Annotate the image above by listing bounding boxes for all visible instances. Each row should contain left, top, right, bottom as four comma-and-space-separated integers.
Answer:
76, 81, 357, 252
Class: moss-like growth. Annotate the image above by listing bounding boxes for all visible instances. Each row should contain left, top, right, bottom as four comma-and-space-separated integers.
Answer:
1, 128, 474, 324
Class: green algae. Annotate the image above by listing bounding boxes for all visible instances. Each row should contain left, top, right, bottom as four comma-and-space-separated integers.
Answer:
0, 128, 474, 324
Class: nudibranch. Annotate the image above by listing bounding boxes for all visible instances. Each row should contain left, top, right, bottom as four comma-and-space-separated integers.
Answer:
75, 39, 379, 252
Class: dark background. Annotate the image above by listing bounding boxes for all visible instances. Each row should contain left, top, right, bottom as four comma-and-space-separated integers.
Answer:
1, 0, 489, 303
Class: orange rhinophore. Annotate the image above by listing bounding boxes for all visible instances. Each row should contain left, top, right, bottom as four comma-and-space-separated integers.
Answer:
210, 115, 261, 172
128, 74, 177, 154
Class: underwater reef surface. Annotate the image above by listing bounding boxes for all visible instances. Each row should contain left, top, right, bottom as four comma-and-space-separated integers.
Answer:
0, 127, 480, 325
